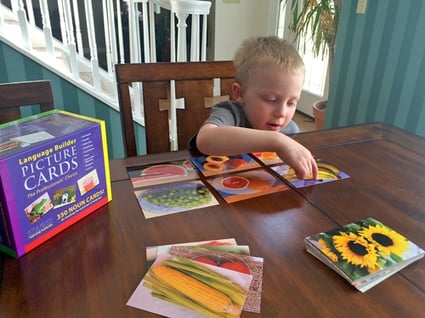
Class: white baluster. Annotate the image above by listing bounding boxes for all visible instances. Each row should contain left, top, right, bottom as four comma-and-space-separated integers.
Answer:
61, 0, 79, 77
174, 11, 188, 62
38, 0, 54, 58
71, 0, 84, 57
106, 0, 118, 73
140, 0, 150, 62
127, 1, 144, 119
190, 13, 200, 61
102, 0, 116, 75
25, 0, 35, 25
148, 0, 156, 62
201, 12, 207, 61
84, 0, 101, 91
170, 7, 175, 62
115, 0, 126, 64
100, 0, 118, 98
17, 0, 30, 49
10, 0, 19, 14
56, 0, 67, 49
128, 0, 141, 63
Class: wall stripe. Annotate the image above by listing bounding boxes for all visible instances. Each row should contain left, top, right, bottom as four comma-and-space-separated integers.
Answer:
327, 0, 425, 138
408, 55, 425, 136
354, 0, 380, 123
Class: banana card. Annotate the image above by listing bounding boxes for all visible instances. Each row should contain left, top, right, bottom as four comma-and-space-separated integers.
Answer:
271, 159, 349, 188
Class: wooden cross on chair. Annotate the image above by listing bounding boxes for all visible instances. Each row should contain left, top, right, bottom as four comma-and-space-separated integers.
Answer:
115, 61, 235, 156
158, 78, 230, 151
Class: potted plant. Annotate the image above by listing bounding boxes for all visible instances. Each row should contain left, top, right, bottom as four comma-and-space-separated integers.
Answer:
287, 0, 342, 129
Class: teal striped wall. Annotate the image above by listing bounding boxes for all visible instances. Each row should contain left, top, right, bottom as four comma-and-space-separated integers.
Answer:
326, 0, 425, 138
0, 41, 147, 159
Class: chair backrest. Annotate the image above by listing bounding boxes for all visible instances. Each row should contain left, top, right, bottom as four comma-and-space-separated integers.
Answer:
0, 80, 54, 124
115, 61, 235, 156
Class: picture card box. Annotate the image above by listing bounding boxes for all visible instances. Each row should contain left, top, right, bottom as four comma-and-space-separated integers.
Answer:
0, 110, 112, 257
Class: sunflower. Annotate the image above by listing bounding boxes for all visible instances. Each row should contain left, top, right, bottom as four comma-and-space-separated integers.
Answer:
359, 224, 409, 257
318, 238, 339, 262
333, 231, 379, 271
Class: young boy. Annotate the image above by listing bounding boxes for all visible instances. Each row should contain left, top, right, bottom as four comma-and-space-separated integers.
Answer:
191, 36, 318, 180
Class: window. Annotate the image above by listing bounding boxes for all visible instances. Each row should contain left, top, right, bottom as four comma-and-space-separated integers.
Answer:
277, 1, 328, 97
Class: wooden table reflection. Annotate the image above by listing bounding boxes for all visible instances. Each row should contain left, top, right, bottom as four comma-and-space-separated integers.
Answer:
1, 123, 424, 317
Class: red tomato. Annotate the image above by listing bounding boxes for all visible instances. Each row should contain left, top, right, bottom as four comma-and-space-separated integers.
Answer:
221, 176, 249, 189
220, 261, 250, 274
193, 257, 217, 266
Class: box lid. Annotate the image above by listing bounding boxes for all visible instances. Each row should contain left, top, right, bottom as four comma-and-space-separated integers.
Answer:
0, 110, 101, 158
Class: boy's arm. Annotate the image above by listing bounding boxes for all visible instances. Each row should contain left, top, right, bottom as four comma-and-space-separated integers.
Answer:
196, 124, 318, 180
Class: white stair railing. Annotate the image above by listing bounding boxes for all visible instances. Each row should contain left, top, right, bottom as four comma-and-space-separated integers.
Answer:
171, 0, 211, 62
0, 0, 212, 147
1, 0, 118, 104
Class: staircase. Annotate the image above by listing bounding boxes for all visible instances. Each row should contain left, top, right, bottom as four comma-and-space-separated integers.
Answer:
0, 1, 117, 110
0, 0, 211, 127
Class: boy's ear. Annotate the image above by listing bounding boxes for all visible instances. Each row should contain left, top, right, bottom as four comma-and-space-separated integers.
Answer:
232, 82, 244, 103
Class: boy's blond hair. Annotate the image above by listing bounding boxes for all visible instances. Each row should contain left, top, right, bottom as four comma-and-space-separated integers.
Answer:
233, 36, 305, 86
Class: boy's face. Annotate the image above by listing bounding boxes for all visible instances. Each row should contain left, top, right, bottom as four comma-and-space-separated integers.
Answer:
232, 64, 304, 131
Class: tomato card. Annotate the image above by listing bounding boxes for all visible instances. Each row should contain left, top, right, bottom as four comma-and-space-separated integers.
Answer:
204, 169, 289, 203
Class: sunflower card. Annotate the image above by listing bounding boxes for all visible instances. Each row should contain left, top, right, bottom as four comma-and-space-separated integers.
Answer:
304, 218, 424, 292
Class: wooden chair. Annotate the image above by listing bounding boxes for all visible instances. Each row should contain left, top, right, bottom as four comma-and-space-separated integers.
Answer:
0, 80, 55, 124
115, 61, 235, 156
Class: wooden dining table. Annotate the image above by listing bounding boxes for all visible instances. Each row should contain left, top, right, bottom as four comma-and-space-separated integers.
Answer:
1, 123, 424, 317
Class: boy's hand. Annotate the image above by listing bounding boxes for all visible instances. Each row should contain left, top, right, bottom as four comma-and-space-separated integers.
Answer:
276, 137, 318, 180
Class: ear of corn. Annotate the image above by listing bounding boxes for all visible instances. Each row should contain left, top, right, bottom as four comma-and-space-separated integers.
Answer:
163, 257, 247, 305
143, 274, 223, 318
151, 264, 241, 316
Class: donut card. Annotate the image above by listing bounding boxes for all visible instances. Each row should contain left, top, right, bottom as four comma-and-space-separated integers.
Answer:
190, 154, 260, 177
